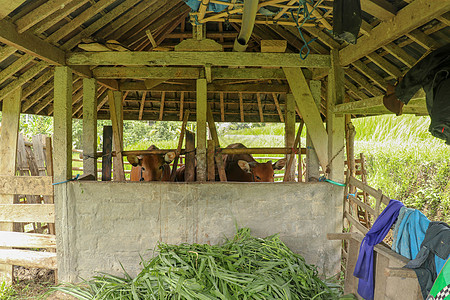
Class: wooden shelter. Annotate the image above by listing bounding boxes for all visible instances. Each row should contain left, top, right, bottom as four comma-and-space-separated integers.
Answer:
0, 0, 449, 288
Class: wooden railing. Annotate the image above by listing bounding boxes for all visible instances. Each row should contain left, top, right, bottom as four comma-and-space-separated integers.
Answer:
0, 175, 56, 270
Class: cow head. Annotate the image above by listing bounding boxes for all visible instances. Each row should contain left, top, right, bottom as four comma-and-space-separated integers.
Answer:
237, 159, 286, 182
127, 151, 176, 181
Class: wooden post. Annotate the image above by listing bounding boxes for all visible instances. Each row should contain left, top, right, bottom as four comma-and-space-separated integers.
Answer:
108, 90, 125, 181
206, 104, 226, 181
82, 78, 97, 179
327, 49, 345, 183
0, 88, 21, 284
171, 110, 190, 181
44, 136, 55, 235
52, 66, 72, 282
185, 130, 196, 182
306, 80, 321, 182
196, 79, 207, 182
207, 139, 215, 181
284, 94, 296, 181
101, 126, 112, 181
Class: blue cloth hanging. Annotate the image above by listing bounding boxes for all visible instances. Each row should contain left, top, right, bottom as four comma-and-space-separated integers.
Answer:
182, 0, 228, 13
353, 199, 404, 300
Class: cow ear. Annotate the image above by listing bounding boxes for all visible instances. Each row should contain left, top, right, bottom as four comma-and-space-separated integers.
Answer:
164, 151, 176, 163
272, 158, 286, 170
238, 160, 252, 173
127, 155, 141, 167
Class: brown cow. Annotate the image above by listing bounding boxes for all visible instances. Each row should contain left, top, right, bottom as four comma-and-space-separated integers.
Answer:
223, 143, 286, 182
127, 145, 176, 181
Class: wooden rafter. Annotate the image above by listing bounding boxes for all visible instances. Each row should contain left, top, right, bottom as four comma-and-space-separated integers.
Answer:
271, 93, 284, 123
239, 92, 244, 122
139, 92, 146, 120
179, 92, 184, 121
0, 0, 27, 19
159, 92, 165, 121
256, 93, 264, 122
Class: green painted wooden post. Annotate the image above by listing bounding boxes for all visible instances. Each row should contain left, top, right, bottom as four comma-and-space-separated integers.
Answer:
196, 79, 207, 182
53, 66, 73, 282
0, 88, 21, 284
82, 78, 97, 179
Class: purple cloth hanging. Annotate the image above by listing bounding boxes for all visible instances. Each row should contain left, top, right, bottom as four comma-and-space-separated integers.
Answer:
353, 199, 404, 300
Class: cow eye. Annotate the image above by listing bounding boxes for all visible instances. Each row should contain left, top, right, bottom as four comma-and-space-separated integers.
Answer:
159, 165, 164, 170
141, 167, 145, 171
255, 175, 261, 180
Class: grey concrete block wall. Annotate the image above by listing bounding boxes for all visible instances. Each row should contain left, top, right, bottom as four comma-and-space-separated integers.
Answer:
56, 182, 344, 282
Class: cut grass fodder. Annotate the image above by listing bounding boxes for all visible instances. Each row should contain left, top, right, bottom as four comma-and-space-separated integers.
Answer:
53, 228, 350, 299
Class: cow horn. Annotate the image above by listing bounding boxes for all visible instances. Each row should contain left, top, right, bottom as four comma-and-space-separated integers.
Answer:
164, 151, 176, 163
127, 155, 141, 167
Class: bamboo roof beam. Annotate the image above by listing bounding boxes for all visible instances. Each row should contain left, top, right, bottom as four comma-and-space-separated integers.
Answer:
274, 0, 298, 20
306, 2, 332, 30
15, 0, 74, 33
340, 0, 450, 66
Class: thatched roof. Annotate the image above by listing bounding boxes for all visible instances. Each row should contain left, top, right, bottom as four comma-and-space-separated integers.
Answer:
0, 0, 448, 122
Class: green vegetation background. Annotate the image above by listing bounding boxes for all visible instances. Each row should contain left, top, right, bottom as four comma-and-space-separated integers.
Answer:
1, 113, 449, 222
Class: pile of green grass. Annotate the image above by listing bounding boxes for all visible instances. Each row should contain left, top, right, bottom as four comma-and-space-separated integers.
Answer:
53, 228, 346, 300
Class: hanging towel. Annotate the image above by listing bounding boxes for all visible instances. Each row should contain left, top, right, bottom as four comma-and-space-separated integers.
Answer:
406, 222, 450, 299
353, 199, 404, 300
392, 207, 430, 260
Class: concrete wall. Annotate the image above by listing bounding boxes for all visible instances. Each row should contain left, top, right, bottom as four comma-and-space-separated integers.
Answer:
56, 182, 344, 282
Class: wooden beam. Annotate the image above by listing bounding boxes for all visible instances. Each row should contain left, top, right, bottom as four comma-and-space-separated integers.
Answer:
0, 88, 21, 284
339, 0, 450, 66
283, 67, 328, 171
82, 78, 98, 179
306, 80, 321, 182
382, 43, 416, 68
0, 204, 54, 223
206, 105, 227, 181
256, 93, 264, 122
360, 0, 396, 21
0, 19, 65, 65
179, 92, 184, 121
15, 0, 73, 33
220, 92, 225, 122
196, 79, 207, 182
119, 81, 289, 93
198, 0, 210, 20
271, 93, 284, 123
333, 91, 427, 115
345, 68, 384, 97
22, 80, 53, 112
139, 92, 146, 120
108, 90, 125, 181
239, 92, 244, 122
159, 92, 165, 121
284, 94, 296, 181
0, 54, 34, 86
366, 52, 403, 79
67, 52, 331, 68
351, 60, 388, 90
0, 0, 27, 19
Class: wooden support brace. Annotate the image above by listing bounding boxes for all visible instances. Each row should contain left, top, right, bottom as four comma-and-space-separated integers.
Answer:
207, 104, 227, 181
171, 110, 190, 181
108, 91, 125, 181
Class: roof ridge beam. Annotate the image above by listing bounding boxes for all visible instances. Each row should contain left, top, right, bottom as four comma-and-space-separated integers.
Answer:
340, 0, 450, 66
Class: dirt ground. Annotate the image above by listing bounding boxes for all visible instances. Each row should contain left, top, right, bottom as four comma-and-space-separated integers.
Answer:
7, 266, 75, 300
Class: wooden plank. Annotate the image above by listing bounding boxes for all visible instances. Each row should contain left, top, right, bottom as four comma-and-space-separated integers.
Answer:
15, 0, 73, 33
351, 60, 388, 90
340, 0, 450, 66
220, 92, 225, 122
196, 79, 207, 182
382, 43, 416, 68
0, 54, 34, 86
348, 195, 377, 216
283, 67, 328, 171
385, 267, 417, 278
67, 52, 331, 68
344, 211, 369, 235
108, 91, 125, 181
0, 0, 27, 19
344, 238, 360, 295
0, 88, 21, 283
366, 52, 403, 79
326, 232, 354, 240
185, 130, 196, 182
0, 204, 54, 223
361, 0, 396, 21
407, 29, 442, 50
179, 92, 185, 121
82, 78, 98, 179
0, 249, 57, 270
349, 176, 383, 203
345, 68, 384, 97
0, 231, 55, 248
0, 176, 53, 196
102, 126, 113, 181
271, 93, 284, 123
374, 253, 390, 299
0, 19, 65, 65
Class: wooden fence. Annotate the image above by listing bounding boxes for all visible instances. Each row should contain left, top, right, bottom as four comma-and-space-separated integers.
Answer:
330, 176, 422, 299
